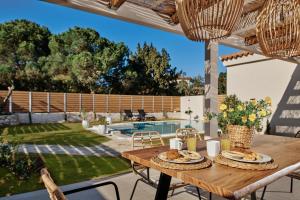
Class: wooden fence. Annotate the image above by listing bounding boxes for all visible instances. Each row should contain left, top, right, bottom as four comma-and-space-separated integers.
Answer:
0, 91, 181, 113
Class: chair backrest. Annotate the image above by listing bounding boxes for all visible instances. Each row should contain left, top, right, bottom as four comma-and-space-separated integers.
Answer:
132, 131, 165, 150
124, 110, 133, 117
175, 128, 200, 140
138, 109, 146, 116
41, 168, 67, 200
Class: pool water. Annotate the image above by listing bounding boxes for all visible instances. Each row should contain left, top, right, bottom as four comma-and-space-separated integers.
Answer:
108, 120, 204, 136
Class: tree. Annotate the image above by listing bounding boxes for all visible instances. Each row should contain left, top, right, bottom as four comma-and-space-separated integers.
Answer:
176, 75, 204, 96
218, 72, 227, 94
0, 19, 51, 90
45, 27, 129, 93
123, 43, 180, 95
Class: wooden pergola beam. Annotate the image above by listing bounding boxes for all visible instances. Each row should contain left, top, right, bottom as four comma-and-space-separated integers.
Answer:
110, 0, 126, 9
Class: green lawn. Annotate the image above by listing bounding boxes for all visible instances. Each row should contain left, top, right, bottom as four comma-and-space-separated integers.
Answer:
0, 123, 109, 146
0, 154, 130, 197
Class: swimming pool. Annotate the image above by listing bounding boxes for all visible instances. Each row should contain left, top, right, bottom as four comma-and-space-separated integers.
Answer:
108, 120, 204, 136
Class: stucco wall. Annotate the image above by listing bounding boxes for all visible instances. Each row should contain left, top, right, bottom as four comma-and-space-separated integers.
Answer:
180, 96, 204, 120
224, 54, 299, 136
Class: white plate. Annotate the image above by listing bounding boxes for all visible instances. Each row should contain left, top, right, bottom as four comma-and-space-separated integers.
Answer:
221, 151, 272, 164
158, 151, 204, 164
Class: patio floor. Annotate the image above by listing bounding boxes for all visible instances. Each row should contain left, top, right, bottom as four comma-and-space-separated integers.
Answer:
1, 170, 299, 200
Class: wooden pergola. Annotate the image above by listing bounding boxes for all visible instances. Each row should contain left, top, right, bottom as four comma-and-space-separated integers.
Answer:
45, 0, 300, 136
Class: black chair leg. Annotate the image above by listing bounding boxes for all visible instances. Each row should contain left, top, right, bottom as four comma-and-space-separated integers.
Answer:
209, 192, 212, 200
130, 178, 142, 200
196, 187, 201, 200
290, 178, 293, 193
261, 186, 267, 200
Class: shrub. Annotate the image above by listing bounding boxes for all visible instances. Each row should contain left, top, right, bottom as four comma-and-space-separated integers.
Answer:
0, 143, 44, 179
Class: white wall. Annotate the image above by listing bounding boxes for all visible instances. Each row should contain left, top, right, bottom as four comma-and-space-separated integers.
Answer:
180, 96, 204, 120
225, 54, 300, 136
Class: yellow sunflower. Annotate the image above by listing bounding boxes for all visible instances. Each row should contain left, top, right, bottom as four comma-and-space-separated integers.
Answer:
220, 104, 227, 111
259, 109, 267, 117
242, 116, 247, 123
265, 96, 272, 105
248, 114, 257, 122
250, 99, 257, 106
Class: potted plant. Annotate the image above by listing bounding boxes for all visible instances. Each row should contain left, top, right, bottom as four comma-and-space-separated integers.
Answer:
96, 117, 109, 134
80, 110, 89, 129
185, 108, 193, 121
205, 95, 272, 149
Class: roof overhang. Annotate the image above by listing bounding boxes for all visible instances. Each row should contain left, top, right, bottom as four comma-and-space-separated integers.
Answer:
44, 0, 300, 64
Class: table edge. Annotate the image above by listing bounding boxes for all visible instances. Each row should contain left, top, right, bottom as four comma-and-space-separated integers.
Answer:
233, 161, 300, 199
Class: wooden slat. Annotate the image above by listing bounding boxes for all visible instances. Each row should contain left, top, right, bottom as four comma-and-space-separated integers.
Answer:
66, 93, 80, 112
172, 96, 180, 112
132, 95, 143, 112
122, 135, 300, 200
12, 91, 29, 112
0, 90, 9, 112
81, 94, 93, 112
120, 95, 131, 111
162, 96, 172, 112
143, 96, 154, 113
50, 92, 64, 112
31, 92, 48, 113
94, 94, 107, 113
154, 96, 162, 112
108, 95, 120, 113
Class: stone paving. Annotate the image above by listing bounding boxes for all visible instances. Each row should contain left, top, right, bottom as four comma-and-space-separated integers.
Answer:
18, 144, 119, 156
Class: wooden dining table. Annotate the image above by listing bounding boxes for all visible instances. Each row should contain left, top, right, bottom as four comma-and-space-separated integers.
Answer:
122, 134, 300, 200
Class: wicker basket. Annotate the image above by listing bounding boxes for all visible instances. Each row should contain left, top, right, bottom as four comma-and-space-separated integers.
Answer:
227, 125, 254, 149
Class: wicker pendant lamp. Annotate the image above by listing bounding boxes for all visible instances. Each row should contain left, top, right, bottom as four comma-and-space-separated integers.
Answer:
256, 0, 300, 58
176, 0, 244, 42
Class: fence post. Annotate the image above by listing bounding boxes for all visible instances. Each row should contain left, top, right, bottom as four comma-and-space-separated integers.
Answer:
171, 97, 173, 112
9, 95, 12, 113
29, 92, 32, 113
28, 92, 32, 124
152, 96, 154, 113
64, 93, 67, 121
92, 93, 95, 112
119, 95, 121, 113
47, 92, 50, 113
106, 95, 109, 113
79, 93, 82, 112
131, 96, 133, 111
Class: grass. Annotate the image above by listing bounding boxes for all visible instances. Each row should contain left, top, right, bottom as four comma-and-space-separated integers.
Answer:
0, 123, 109, 146
0, 154, 131, 197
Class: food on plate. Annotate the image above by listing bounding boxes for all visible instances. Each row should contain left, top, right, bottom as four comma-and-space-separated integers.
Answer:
222, 149, 262, 161
166, 149, 181, 160
162, 150, 202, 163
179, 150, 201, 160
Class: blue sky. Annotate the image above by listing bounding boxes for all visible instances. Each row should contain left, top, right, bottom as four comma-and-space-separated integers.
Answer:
0, 0, 239, 77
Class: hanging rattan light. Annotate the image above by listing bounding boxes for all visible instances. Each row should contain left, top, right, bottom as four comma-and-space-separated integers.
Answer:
175, 0, 244, 42
256, 0, 300, 58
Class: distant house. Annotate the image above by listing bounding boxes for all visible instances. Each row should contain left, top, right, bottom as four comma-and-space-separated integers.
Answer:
177, 76, 192, 85
221, 51, 300, 136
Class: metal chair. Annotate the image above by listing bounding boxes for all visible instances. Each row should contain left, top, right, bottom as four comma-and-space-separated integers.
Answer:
41, 168, 120, 200
130, 131, 202, 200
176, 128, 204, 141
260, 131, 300, 199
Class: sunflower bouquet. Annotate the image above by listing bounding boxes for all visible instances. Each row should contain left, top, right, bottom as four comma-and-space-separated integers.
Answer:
205, 95, 272, 134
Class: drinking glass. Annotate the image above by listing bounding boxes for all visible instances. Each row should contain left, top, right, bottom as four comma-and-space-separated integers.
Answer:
187, 137, 197, 152
221, 135, 231, 151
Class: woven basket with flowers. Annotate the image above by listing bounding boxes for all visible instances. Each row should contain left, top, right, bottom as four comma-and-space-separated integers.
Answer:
205, 95, 272, 149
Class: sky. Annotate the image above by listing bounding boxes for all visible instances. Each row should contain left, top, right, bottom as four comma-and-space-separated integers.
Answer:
0, 0, 240, 77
